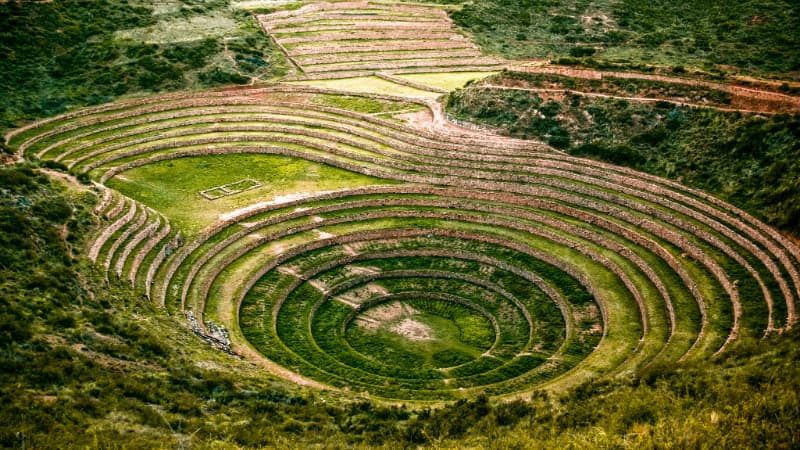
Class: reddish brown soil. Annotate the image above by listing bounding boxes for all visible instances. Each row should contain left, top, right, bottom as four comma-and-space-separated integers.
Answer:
509, 65, 800, 114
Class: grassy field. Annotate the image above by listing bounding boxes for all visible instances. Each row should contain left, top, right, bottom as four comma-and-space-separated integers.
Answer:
394, 71, 499, 91
312, 94, 425, 114
345, 298, 496, 369
289, 76, 441, 98
107, 153, 391, 237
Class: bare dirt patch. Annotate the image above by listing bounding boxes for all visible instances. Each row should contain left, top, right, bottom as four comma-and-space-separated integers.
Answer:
390, 318, 434, 341
336, 283, 389, 308
356, 301, 416, 329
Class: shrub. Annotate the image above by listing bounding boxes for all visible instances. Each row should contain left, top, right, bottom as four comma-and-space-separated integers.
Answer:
672, 65, 686, 74
198, 68, 250, 85
40, 160, 68, 171
32, 197, 73, 223
569, 47, 597, 57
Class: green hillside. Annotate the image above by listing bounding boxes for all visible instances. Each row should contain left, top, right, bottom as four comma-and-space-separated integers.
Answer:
447, 0, 800, 76
0, 0, 286, 132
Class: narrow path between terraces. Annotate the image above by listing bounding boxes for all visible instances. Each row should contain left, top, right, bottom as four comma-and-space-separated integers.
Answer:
479, 84, 788, 115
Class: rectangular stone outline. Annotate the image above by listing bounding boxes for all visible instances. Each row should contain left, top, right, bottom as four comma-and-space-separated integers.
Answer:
199, 178, 263, 200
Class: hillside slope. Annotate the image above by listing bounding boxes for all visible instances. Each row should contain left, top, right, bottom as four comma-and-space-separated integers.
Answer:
0, 0, 286, 133
446, 0, 800, 77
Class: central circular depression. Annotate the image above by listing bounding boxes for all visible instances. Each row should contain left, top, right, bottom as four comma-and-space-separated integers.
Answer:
344, 297, 497, 370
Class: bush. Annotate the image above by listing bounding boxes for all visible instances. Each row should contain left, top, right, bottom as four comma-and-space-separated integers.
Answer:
569, 47, 597, 57
198, 68, 250, 85
672, 65, 686, 74
40, 160, 68, 171
32, 197, 73, 223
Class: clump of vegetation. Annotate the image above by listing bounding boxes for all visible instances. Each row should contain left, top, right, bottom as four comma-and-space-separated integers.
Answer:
0, 0, 286, 133
446, 80, 800, 234
448, 86, 573, 148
